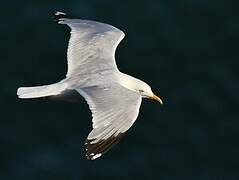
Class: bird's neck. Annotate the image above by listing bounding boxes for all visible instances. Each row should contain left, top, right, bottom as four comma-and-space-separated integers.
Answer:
118, 73, 142, 92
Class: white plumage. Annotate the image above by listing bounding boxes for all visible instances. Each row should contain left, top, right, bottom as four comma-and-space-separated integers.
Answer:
17, 11, 162, 160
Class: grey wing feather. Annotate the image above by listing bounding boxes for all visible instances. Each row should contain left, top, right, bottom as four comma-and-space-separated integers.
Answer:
76, 84, 142, 160
57, 17, 125, 77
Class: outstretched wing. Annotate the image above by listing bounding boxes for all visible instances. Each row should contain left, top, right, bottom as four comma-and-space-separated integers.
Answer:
76, 84, 142, 160
54, 12, 125, 77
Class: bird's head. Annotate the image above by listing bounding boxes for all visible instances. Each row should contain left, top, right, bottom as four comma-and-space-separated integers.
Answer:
119, 73, 163, 104
135, 80, 163, 104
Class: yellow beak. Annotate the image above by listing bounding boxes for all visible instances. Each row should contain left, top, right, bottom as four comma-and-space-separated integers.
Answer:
150, 94, 163, 105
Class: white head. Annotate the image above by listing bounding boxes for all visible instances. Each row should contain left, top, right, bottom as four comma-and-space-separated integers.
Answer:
120, 74, 163, 104
134, 79, 163, 104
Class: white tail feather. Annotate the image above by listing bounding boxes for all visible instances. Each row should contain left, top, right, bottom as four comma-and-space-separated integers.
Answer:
17, 82, 67, 99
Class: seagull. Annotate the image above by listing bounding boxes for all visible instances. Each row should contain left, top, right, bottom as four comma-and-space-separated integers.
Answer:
17, 11, 163, 160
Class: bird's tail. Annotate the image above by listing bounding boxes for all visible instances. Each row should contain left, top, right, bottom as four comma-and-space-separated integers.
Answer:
17, 82, 67, 99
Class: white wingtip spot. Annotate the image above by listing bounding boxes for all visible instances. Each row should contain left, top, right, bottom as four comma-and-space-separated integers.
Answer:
92, 153, 102, 160
55, 11, 66, 16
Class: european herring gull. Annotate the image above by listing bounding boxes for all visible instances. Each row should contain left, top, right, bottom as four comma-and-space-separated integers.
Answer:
17, 11, 163, 160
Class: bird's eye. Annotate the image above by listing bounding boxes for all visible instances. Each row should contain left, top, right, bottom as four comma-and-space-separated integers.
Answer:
139, 90, 144, 93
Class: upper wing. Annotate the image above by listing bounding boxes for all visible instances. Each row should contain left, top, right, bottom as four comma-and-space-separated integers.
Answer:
76, 84, 142, 160
55, 12, 125, 77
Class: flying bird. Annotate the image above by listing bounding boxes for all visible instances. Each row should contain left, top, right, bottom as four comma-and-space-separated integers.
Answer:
17, 11, 163, 160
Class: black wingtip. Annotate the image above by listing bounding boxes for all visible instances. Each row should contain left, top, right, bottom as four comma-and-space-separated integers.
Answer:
85, 133, 125, 160
52, 11, 68, 22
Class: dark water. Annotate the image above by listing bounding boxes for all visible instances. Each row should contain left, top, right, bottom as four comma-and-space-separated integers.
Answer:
1, 0, 239, 179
